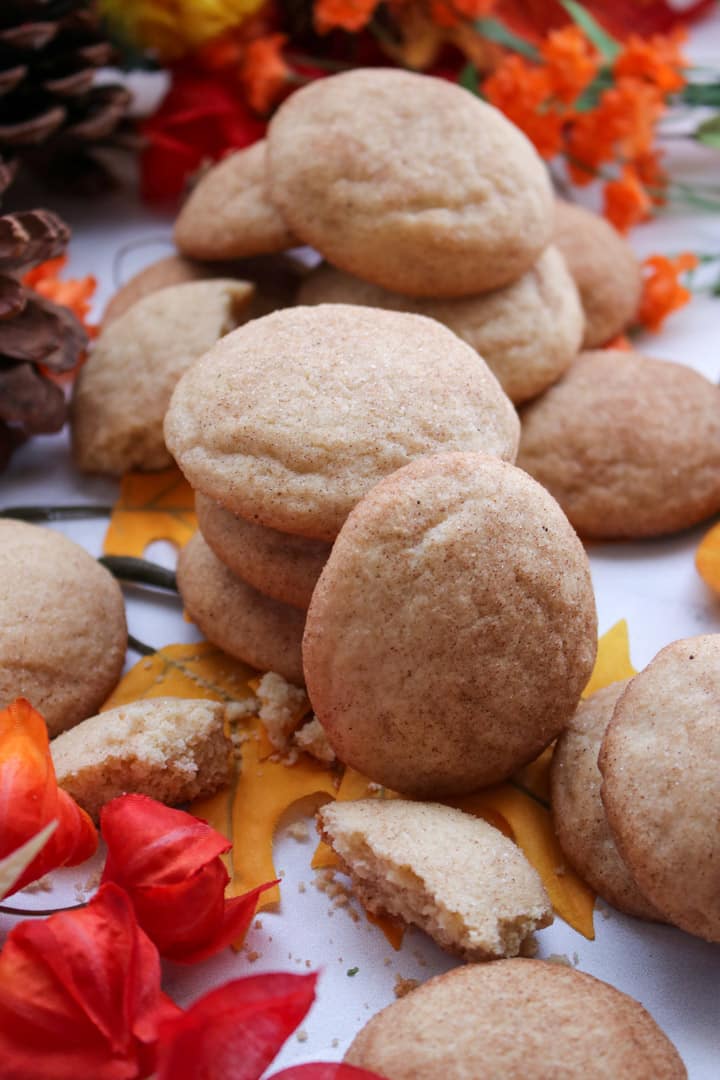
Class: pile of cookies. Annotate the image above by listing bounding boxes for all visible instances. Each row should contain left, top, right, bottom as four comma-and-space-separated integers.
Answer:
166, 303, 519, 684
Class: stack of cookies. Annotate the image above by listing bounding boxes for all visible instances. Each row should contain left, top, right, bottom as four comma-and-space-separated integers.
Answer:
166, 303, 519, 683
174, 67, 584, 407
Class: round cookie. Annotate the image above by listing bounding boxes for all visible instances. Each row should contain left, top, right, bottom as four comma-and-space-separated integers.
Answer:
164, 304, 520, 542
102, 254, 212, 327
175, 140, 297, 261
102, 251, 305, 330
297, 246, 584, 405
0, 521, 127, 737
73, 279, 255, 476
551, 680, 661, 921
345, 959, 686, 1079
267, 69, 554, 297
554, 200, 642, 348
195, 493, 330, 610
599, 636, 720, 942
517, 350, 720, 538
177, 532, 305, 684
303, 453, 597, 796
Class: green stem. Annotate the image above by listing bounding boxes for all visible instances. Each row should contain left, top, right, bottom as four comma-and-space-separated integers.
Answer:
0, 504, 112, 522
127, 634, 156, 656
98, 556, 177, 592
0, 900, 87, 916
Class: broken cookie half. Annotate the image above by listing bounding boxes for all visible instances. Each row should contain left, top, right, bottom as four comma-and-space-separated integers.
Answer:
317, 799, 552, 960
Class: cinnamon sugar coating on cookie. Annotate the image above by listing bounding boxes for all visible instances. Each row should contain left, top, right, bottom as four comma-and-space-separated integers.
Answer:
303, 452, 596, 796
517, 350, 720, 538
318, 799, 552, 960
267, 69, 553, 297
164, 304, 519, 541
599, 636, 720, 942
175, 140, 297, 260
0, 521, 127, 737
297, 246, 583, 404
345, 960, 686, 1079
551, 680, 662, 921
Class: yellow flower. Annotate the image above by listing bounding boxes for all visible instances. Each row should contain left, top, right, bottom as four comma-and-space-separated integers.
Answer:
100, 0, 265, 62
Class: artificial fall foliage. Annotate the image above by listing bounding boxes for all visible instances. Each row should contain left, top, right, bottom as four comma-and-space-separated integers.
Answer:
100, 795, 276, 963
106, 621, 639, 943
0, 699, 97, 897
695, 522, 720, 596
103, 467, 197, 556
0, 880, 379, 1080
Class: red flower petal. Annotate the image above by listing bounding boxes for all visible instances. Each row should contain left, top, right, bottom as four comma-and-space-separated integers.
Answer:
101, 794, 230, 886
101, 794, 275, 962
156, 972, 318, 1080
0, 699, 97, 895
0, 883, 179, 1080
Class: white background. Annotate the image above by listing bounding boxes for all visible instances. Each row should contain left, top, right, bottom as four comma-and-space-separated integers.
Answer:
2, 13, 720, 1074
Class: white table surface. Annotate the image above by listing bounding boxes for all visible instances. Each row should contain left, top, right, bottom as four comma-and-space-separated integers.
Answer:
3, 18, 720, 1072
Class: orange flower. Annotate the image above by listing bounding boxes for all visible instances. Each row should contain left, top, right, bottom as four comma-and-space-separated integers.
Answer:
313, 0, 378, 33
0, 699, 97, 897
22, 255, 97, 338
637, 252, 698, 330
541, 25, 600, 104
566, 109, 617, 183
603, 165, 653, 231
614, 30, 687, 93
240, 33, 291, 114
595, 77, 665, 158
484, 55, 564, 159
633, 148, 668, 203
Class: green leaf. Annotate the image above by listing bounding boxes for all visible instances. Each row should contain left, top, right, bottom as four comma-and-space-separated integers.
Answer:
696, 113, 720, 149
473, 17, 539, 61
559, 0, 620, 61
458, 62, 479, 95
573, 69, 614, 112
682, 82, 720, 108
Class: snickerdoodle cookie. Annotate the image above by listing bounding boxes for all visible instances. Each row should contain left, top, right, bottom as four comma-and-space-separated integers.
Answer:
195, 493, 330, 610
0, 521, 127, 736
554, 201, 642, 347
599, 636, 720, 942
52, 698, 232, 821
267, 69, 553, 297
517, 350, 720, 538
297, 246, 583, 404
175, 140, 297, 260
73, 279, 255, 475
303, 453, 596, 796
551, 680, 661, 921
164, 305, 519, 541
177, 532, 305, 684
102, 252, 304, 329
317, 799, 552, 960
345, 960, 686, 1079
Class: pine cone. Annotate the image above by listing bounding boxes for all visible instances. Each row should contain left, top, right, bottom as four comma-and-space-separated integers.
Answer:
0, 1, 132, 192
0, 205, 88, 469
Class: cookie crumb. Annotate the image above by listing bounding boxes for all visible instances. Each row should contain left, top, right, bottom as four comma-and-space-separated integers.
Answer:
286, 820, 310, 842
394, 975, 419, 999
545, 953, 572, 967
298, 881, 307, 893
296, 1029, 308, 1043
246, 950, 261, 963
21, 875, 53, 894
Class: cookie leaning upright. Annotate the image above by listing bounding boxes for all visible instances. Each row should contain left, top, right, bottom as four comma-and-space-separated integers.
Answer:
0, 521, 127, 737
266, 69, 554, 297
303, 452, 597, 796
599, 636, 720, 942
164, 304, 519, 541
